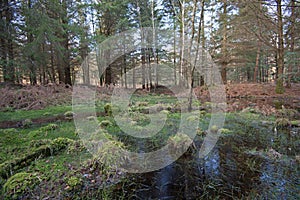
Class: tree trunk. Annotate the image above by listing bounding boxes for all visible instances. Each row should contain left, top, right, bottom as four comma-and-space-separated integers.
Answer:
2, 0, 15, 83
141, 50, 146, 89
286, 0, 295, 88
253, 41, 261, 82
132, 56, 136, 89
221, 1, 228, 84
188, 0, 204, 112
179, 0, 185, 87
62, 2, 71, 85
275, 0, 284, 94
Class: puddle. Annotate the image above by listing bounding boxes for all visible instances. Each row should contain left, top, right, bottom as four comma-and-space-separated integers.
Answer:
114, 120, 299, 199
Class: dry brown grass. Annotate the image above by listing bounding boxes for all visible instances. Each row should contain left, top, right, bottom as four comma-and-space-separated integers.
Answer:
0, 84, 72, 111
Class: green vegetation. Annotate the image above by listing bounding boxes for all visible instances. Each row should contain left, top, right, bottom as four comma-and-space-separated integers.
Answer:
3, 172, 42, 199
0, 106, 72, 122
0, 92, 299, 199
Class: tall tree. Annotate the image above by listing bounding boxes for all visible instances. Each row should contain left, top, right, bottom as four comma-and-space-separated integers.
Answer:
286, 0, 296, 88
275, 0, 285, 93
0, 0, 15, 83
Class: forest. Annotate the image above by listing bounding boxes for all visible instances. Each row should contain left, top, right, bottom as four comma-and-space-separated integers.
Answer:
0, 0, 299, 199
0, 0, 299, 90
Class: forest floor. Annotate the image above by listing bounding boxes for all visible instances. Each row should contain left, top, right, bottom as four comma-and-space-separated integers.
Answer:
1, 82, 299, 110
1, 82, 299, 127
196, 83, 300, 114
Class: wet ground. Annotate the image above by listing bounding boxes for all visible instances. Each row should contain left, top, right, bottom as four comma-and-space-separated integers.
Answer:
113, 117, 300, 199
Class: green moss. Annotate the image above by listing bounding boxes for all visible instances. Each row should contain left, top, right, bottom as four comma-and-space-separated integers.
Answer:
28, 130, 43, 138
187, 115, 199, 122
87, 116, 97, 121
275, 79, 285, 94
93, 140, 126, 173
196, 128, 205, 137
104, 103, 112, 116
30, 139, 52, 148
67, 140, 85, 153
64, 111, 75, 120
160, 110, 170, 115
41, 123, 59, 131
136, 101, 149, 107
99, 120, 112, 128
0, 105, 71, 122
168, 133, 193, 155
219, 128, 232, 134
273, 100, 284, 110
2, 128, 18, 134
275, 118, 290, 128
290, 120, 300, 127
210, 125, 219, 133
28, 124, 59, 138
3, 172, 41, 199
65, 176, 82, 190
0, 145, 55, 179
23, 119, 33, 128
42, 112, 51, 116
51, 137, 74, 151
276, 109, 299, 119
199, 110, 207, 116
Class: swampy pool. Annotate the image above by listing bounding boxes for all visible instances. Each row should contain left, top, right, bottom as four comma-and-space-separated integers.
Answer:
110, 114, 300, 199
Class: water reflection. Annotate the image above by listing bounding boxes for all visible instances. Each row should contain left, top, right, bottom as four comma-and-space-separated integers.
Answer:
120, 127, 299, 199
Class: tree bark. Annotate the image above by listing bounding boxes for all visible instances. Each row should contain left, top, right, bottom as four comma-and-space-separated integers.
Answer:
1, 0, 15, 83
221, 1, 228, 84
275, 0, 284, 94
253, 41, 261, 82
179, 0, 185, 86
286, 0, 295, 88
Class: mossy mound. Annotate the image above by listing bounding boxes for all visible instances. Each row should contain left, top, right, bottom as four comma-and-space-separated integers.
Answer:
275, 118, 291, 128
65, 176, 83, 191
22, 119, 33, 128
104, 104, 112, 116
92, 140, 127, 173
2, 128, 18, 134
168, 133, 193, 156
28, 124, 59, 137
3, 172, 42, 199
99, 120, 112, 128
64, 111, 75, 120
0, 137, 74, 179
